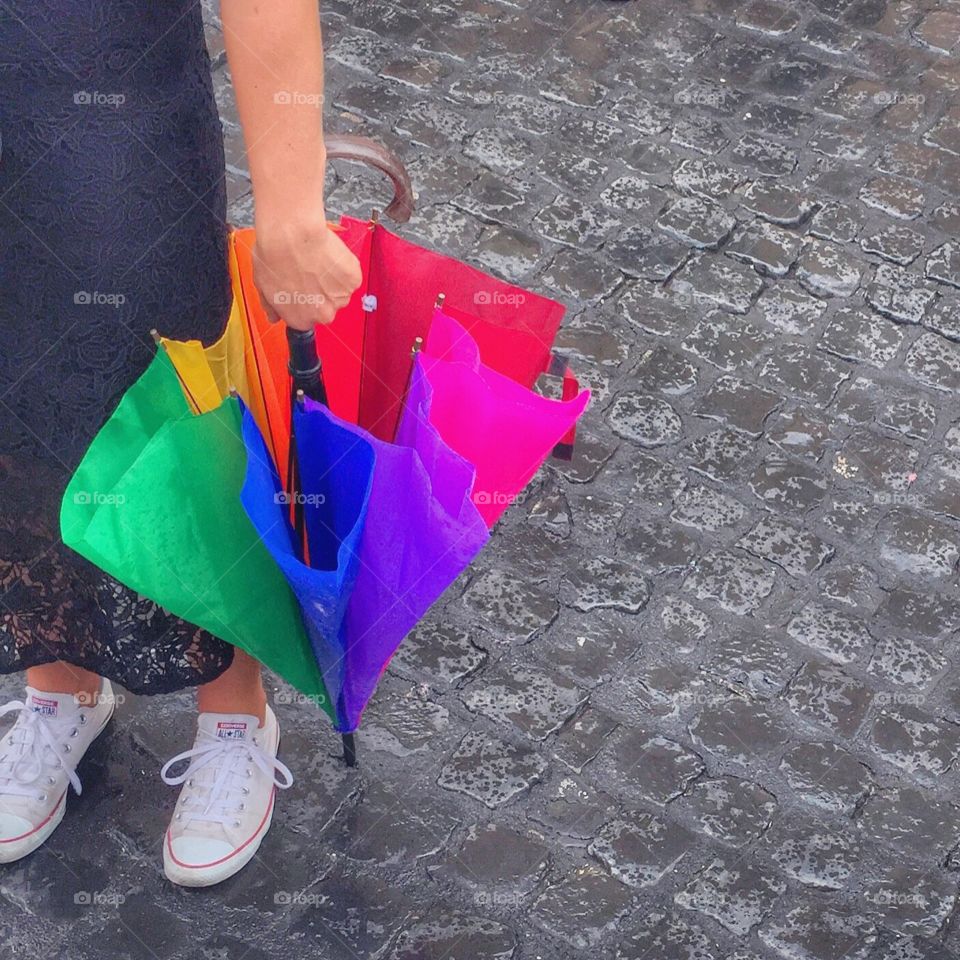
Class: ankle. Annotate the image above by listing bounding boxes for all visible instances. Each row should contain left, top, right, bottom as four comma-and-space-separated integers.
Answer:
26, 663, 101, 706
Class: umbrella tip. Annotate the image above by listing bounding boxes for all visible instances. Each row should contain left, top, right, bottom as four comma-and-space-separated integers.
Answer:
228, 385, 239, 400
295, 388, 306, 407
434, 292, 445, 309
369, 208, 380, 226
150, 328, 161, 345
411, 336, 423, 357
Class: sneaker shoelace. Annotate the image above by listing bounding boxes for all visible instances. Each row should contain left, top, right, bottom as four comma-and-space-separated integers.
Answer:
160, 728, 293, 828
0, 700, 84, 800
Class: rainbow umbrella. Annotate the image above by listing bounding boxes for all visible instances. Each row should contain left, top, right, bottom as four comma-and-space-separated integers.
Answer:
60, 195, 589, 760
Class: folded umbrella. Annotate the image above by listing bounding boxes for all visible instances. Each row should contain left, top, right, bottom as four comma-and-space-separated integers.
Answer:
60, 142, 590, 762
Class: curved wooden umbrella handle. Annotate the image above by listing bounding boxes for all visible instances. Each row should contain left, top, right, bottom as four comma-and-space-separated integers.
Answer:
324, 134, 415, 223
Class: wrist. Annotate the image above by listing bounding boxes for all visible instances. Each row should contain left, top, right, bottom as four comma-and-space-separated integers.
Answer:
251, 147, 327, 227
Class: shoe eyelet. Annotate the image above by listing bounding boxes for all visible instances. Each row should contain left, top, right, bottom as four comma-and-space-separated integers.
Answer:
38, 793, 47, 803
70, 728, 79, 738
238, 803, 245, 811
187, 778, 194, 788
233, 820, 241, 828
245, 768, 252, 778
242, 787, 250, 795
63, 744, 71, 753
7, 737, 13, 746
176, 813, 182, 821
47, 776, 55, 785
79, 715, 87, 726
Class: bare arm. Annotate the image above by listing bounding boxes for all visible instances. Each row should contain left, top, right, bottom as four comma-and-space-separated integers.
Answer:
221, 0, 361, 329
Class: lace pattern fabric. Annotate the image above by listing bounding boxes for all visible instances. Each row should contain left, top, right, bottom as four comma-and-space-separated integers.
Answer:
0, 1, 236, 692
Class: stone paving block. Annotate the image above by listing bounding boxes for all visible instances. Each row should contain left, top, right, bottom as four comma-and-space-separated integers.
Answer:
877, 509, 960, 579
866, 263, 937, 324
686, 427, 759, 482
731, 132, 799, 176
923, 292, 960, 341
362, 683, 450, 757
527, 775, 616, 842
689, 696, 793, 765
705, 630, 797, 698
809, 198, 863, 244
560, 556, 650, 613
474, 224, 543, 281
860, 224, 924, 266
460, 662, 586, 740
552, 705, 619, 773
860, 176, 925, 221
530, 866, 634, 948
671, 116, 730, 156
681, 313, 774, 370
589, 812, 694, 888
670, 483, 746, 533
727, 219, 803, 277
868, 635, 947, 690
820, 565, 882, 612
861, 864, 957, 937
758, 343, 850, 405
541, 247, 623, 302
796, 239, 863, 297
857, 787, 960, 862
657, 196, 737, 250
819, 306, 904, 366
673, 158, 744, 199
670, 775, 777, 845
438, 732, 549, 808
737, 516, 834, 577
751, 282, 827, 335
599, 174, 669, 214
281, 868, 417, 960
683, 549, 777, 615
783, 660, 874, 738
533, 194, 620, 249
632, 345, 700, 397
905, 331, 960, 392
332, 775, 460, 865
606, 225, 690, 281
766, 407, 832, 460
878, 586, 960, 641
869, 704, 960, 780
390, 914, 517, 960
607, 392, 683, 447
786, 603, 874, 665
672, 252, 765, 314
428, 821, 550, 896
741, 179, 815, 225
594, 728, 706, 805
619, 516, 701, 574
616, 910, 722, 960
659, 596, 712, 651
763, 818, 862, 889
759, 903, 877, 960
675, 855, 786, 936
780, 741, 875, 813
463, 569, 558, 643
750, 455, 829, 512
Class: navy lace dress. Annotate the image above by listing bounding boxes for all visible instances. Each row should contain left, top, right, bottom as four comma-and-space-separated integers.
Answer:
0, 1, 236, 691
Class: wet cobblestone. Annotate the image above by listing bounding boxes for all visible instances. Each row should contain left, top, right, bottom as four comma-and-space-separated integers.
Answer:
14, 1, 960, 957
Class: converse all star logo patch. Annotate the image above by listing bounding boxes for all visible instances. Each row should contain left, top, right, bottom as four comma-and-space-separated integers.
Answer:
216, 721, 248, 741
30, 697, 58, 717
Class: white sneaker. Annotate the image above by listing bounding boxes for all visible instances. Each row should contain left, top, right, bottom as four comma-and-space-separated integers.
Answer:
161, 706, 292, 887
0, 680, 115, 863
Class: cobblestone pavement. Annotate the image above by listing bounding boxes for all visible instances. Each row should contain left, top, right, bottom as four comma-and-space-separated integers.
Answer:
5, 0, 960, 957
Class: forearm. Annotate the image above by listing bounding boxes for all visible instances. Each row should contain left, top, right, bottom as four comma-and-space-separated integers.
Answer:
221, 0, 327, 229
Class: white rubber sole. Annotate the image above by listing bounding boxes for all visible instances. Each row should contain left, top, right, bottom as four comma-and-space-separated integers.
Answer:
0, 697, 114, 864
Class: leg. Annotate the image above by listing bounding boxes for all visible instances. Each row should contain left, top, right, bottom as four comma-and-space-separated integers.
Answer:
26, 662, 102, 706
196, 648, 266, 726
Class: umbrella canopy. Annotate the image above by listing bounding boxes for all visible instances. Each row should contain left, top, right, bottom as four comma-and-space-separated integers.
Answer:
60, 218, 589, 733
